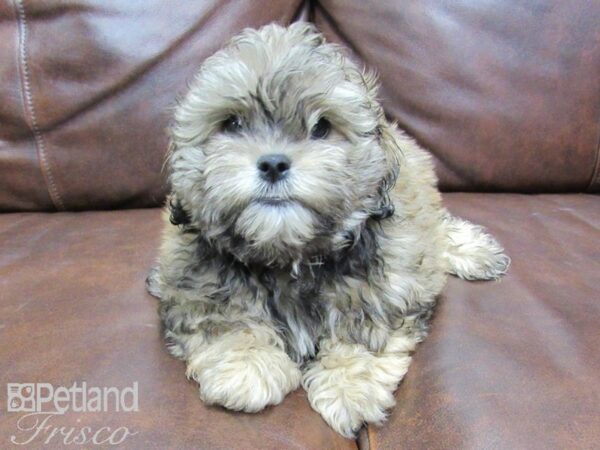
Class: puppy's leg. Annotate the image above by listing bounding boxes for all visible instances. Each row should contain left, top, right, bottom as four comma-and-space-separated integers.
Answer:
185, 324, 301, 413
444, 215, 510, 280
303, 330, 416, 438
154, 220, 301, 412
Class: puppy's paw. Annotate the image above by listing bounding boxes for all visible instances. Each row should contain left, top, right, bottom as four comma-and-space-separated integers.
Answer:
445, 216, 510, 281
302, 340, 412, 438
145, 266, 162, 298
187, 329, 301, 413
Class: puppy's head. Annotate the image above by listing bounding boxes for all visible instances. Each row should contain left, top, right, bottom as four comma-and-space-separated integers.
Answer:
168, 23, 398, 266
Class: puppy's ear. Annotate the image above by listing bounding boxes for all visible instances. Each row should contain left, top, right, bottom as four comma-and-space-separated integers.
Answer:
355, 68, 400, 191
168, 196, 191, 226
378, 123, 401, 188
370, 123, 401, 221
361, 69, 381, 104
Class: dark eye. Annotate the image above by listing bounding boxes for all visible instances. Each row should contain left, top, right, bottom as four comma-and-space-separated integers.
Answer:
222, 115, 243, 133
311, 118, 331, 139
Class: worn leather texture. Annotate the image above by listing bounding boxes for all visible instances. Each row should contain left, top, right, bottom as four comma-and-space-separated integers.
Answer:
1, 194, 598, 449
361, 193, 600, 450
0, 208, 355, 450
315, 0, 600, 193
1, 1, 599, 449
1, 1, 600, 211
0, 0, 305, 211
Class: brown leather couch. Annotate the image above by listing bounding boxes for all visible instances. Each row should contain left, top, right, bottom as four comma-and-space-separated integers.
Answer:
1, 1, 599, 449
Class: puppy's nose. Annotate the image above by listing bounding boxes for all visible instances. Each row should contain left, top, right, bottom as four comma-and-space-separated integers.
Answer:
257, 154, 291, 183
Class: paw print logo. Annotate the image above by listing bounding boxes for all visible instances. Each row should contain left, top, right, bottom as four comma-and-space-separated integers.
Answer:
6, 384, 36, 412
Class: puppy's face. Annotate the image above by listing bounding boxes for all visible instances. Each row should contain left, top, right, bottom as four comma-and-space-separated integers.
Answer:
169, 23, 396, 265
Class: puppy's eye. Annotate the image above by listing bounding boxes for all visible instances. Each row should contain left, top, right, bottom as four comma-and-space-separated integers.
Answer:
222, 115, 243, 133
311, 118, 331, 139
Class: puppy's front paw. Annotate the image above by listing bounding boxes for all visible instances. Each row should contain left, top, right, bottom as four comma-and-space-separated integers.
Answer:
187, 330, 301, 413
145, 266, 162, 298
302, 340, 412, 438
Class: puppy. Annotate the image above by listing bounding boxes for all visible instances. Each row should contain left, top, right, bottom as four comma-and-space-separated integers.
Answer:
147, 22, 509, 438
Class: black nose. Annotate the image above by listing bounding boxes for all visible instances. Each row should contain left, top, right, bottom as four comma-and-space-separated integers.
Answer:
257, 154, 291, 183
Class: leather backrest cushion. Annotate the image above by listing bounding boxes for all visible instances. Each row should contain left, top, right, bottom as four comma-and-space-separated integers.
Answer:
1, 1, 599, 211
315, 0, 600, 192
0, 0, 305, 211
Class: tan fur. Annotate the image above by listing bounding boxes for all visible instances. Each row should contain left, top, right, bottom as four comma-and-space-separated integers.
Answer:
148, 23, 510, 438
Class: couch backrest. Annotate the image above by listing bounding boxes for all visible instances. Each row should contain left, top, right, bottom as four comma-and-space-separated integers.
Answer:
0, 0, 598, 211
315, 0, 600, 193
0, 0, 306, 211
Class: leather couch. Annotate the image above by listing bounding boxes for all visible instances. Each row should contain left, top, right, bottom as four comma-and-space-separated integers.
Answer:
1, 1, 599, 449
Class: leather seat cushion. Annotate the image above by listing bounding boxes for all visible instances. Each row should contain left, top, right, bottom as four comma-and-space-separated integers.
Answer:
361, 193, 600, 449
1, 193, 598, 449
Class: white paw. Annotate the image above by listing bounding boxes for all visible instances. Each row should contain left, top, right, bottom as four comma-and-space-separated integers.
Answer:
472, 247, 510, 280
446, 217, 510, 281
145, 266, 162, 298
187, 329, 301, 412
302, 340, 412, 438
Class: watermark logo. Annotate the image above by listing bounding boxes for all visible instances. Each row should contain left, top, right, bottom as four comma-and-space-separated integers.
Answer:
7, 382, 139, 413
7, 384, 36, 412
6, 382, 139, 446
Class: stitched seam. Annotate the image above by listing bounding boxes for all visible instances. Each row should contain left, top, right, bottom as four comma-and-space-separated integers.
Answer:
15, 0, 65, 210
315, 1, 365, 61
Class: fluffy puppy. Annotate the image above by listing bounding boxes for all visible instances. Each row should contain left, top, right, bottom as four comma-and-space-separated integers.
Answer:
147, 22, 509, 438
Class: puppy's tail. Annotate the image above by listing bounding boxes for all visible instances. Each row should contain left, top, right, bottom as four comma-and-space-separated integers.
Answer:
443, 215, 510, 281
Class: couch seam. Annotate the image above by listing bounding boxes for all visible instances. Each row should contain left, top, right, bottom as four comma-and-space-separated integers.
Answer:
307, 0, 317, 22
290, 0, 309, 22
14, 0, 65, 210
313, 1, 472, 191
314, 1, 365, 61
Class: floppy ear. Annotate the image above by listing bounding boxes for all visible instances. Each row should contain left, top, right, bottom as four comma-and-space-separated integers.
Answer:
167, 196, 191, 226
369, 122, 401, 221
378, 122, 401, 189
162, 135, 190, 227
354, 68, 401, 221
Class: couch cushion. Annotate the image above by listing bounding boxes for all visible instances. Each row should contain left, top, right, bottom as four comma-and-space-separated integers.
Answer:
316, 0, 600, 193
1, 196, 598, 448
0, 0, 306, 211
0, 208, 354, 449
362, 193, 600, 449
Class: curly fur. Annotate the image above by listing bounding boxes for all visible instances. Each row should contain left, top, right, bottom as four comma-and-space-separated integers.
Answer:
147, 23, 510, 438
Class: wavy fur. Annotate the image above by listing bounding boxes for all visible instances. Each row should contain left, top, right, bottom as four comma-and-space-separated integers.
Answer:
148, 23, 510, 438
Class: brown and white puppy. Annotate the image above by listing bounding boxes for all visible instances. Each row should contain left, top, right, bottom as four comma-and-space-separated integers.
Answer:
147, 22, 509, 438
